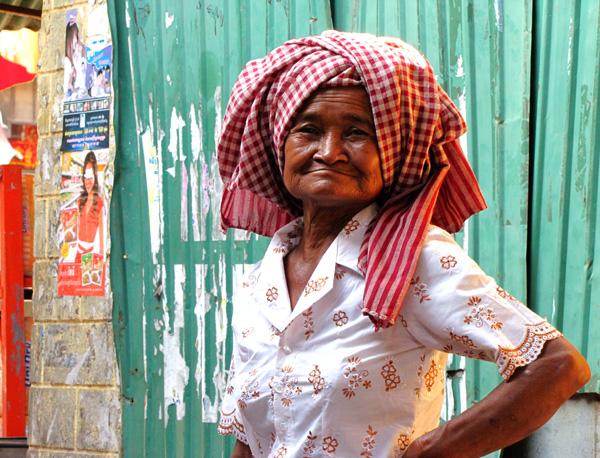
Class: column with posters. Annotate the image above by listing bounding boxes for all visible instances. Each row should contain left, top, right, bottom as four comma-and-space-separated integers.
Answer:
58, 7, 111, 296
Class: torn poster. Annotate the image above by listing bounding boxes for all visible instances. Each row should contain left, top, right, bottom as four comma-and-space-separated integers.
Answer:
61, 8, 112, 152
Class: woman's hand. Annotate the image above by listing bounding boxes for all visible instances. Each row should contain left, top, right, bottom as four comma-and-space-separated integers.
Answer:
231, 439, 254, 458
401, 337, 589, 458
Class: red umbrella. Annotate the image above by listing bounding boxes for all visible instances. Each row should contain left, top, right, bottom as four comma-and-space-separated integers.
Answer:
0, 54, 36, 91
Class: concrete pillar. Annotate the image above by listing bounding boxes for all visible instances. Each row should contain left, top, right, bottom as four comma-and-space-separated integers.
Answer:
28, 0, 121, 456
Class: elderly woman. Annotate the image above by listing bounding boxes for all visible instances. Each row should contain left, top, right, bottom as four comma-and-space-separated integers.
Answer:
217, 31, 589, 458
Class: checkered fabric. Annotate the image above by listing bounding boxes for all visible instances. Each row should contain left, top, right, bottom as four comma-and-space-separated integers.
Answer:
218, 30, 487, 328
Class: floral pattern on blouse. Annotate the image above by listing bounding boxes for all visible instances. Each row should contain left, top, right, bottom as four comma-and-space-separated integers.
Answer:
218, 204, 561, 457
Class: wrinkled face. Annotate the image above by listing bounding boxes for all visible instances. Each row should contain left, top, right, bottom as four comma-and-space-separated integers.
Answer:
283, 86, 383, 213
84, 163, 95, 193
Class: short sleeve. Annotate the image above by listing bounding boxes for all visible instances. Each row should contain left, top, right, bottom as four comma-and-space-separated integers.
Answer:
217, 276, 252, 444
400, 226, 562, 380
217, 338, 249, 444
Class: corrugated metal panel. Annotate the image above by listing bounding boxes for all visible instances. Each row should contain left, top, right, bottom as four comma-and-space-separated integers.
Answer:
529, 0, 600, 393
108, 1, 332, 456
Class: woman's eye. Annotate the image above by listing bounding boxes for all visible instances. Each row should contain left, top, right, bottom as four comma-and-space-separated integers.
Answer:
348, 127, 368, 137
296, 125, 319, 135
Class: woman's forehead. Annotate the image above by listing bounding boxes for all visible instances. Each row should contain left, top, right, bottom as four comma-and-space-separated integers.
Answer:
294, 86, 374, 122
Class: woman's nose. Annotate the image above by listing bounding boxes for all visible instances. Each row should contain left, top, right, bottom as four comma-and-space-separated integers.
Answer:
315, 133, 348, 164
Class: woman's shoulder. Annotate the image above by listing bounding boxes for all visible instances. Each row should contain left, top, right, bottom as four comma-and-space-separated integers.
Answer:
421, 224, 462, 255
416, 224, 481, 278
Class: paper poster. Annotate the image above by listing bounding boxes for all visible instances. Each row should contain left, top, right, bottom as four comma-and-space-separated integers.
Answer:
61, 8, 111, 152
58, 149, 108, 295
58, 6, 111, 296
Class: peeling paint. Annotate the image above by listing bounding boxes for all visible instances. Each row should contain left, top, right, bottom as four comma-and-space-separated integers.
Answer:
208, 255, 229, 421
189, 103, 203, 242
165, 12, 174, 29
168, 107, 186, 165
194, 264, 208, 418
142, 266, 148, 384
190, 103, 202, 161
190, 103, 204, 161
213, 86, 222, 149
190, 163, 202, 242
575, 85, 591, 206
142, 130, 162, 264
202, 159, 211, 216
181, 163, 189, 241
210, 151, 225, 241
456, 55, 464, 78
211, 86, 224, 237
162, 264, 190, 425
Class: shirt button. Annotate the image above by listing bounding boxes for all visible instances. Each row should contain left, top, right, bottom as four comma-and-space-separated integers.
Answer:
282, 345, 292, 355
279, 421, 288, 431
274, 384, 284, 394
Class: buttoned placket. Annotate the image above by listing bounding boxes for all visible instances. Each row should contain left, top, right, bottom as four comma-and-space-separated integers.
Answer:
249, 206, 376, 453
265, 248, 337, 450
272, 330, 295, 445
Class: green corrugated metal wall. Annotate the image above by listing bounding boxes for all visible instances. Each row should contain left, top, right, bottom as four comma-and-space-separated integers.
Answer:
108, 1, 332, 456
108, 1, 599, 456
529, 0, 600, 395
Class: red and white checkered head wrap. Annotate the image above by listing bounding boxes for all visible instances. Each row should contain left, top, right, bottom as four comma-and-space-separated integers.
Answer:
218, 30, 486, 328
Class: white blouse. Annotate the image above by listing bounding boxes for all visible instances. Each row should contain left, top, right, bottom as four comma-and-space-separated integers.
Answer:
218, 204, 561, 457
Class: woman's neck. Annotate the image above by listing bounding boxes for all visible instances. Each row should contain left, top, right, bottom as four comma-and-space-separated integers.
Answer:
298, 206, 358, 256
284, 204, 364, 310
84, 193, 94, 208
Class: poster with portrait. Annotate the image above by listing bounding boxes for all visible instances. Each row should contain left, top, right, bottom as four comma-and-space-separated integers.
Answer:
61, 8, 111, 152
58, 149, 108, 295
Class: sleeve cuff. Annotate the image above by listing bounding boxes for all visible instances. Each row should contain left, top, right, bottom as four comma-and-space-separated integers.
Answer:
496, 321, 562, 380
218, 408, 249, 444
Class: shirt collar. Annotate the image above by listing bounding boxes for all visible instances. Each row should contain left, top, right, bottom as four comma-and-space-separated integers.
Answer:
334, 203, 379, 275
255, 203, 379, 331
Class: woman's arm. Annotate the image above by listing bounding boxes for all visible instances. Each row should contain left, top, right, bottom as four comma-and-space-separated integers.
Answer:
404, 337, 590, 458
231, 439, 254, 458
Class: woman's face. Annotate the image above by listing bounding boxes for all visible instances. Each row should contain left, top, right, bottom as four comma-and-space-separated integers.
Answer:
84, 163, 95, 193
71, 33, 79, 52
283, 86, 383, 213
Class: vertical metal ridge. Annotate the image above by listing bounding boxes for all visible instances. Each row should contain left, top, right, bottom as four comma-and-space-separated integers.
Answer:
110, 1, 333, 456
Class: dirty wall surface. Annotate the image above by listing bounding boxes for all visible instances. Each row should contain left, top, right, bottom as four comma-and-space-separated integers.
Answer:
30, 0, 120, 456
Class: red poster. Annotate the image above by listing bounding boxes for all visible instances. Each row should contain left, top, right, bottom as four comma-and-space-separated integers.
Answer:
58, 150, 107, 296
